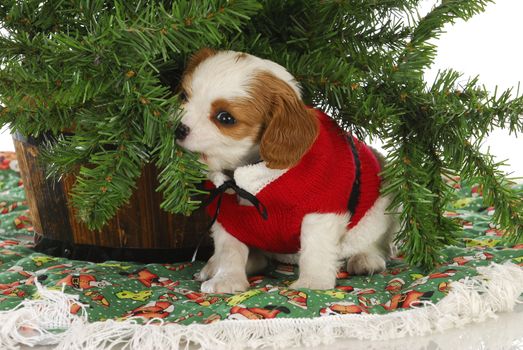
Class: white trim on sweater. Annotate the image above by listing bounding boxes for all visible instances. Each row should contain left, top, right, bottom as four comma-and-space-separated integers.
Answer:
233, 162, 288, 196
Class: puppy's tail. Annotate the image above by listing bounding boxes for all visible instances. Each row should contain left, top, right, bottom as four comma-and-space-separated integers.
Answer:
368, 145, 403, 258
368, 145, 387, 172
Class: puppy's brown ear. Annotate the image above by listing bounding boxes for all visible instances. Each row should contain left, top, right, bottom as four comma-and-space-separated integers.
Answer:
258, 73, 319, 169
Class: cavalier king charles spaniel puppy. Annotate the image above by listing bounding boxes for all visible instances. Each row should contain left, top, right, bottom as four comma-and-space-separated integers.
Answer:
176, 48, 399, 293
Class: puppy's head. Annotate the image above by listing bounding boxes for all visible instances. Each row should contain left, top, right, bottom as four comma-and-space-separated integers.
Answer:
176, 49, 318, 172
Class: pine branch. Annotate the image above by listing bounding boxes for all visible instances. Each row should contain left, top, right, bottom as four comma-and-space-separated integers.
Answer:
71, 142, 144, 230
428, 70, 523, 137
394, 0, 491, 82
381, 124, 461, 268
153, 106, 207, 216
460, 141, 523, 244
1, 0, 263, 134
41, 134, 100, 178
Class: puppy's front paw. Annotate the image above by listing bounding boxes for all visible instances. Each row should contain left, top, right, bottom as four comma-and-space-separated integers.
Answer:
194, 260, 216, 282
290, 277, 335, 290
201, 274, 249, 294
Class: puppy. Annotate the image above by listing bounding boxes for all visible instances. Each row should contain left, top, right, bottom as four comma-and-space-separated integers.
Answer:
176, 48, 399, 293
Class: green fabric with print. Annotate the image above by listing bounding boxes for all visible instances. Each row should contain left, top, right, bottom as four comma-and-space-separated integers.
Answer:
0, 157, 521, 327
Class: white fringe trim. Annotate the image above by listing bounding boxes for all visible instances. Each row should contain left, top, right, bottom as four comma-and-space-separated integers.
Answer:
1, 262, 522, 350
0, 282, 88, 349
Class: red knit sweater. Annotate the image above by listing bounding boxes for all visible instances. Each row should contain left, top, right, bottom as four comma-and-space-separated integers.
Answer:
206, 109, 382, 254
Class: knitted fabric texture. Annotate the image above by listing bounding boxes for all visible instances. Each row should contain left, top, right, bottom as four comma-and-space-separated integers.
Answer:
206, 109, 382, 254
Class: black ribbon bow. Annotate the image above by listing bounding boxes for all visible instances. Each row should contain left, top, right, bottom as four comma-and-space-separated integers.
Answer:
191, 179, 268, 262
203, 180, 268, 228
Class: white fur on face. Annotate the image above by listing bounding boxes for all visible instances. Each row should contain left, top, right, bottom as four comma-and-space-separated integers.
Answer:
177, 50, 301, 172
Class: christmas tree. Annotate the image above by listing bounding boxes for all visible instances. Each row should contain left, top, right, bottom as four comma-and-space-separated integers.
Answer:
0, 0, 522, 269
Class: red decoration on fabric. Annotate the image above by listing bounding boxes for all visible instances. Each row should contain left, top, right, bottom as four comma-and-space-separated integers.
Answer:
205, 110, 382, 254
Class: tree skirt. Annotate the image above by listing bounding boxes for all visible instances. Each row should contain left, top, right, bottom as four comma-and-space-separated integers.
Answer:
0, 154, 521, 350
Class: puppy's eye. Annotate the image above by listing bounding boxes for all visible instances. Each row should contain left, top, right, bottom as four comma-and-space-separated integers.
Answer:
215, 111, 236, 125
179, 91, 188, 102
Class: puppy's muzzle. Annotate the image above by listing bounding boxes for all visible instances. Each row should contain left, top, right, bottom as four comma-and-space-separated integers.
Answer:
175, 123, 190, 141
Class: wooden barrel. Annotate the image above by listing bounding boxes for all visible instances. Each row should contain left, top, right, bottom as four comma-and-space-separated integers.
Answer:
13, 133, 213, 263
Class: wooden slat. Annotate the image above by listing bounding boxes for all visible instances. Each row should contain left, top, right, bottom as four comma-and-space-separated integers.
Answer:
13, 139, 72, 242
14, 137, 211, 250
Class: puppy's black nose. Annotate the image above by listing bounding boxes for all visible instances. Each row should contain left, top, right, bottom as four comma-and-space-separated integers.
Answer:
175, 123, 190, 140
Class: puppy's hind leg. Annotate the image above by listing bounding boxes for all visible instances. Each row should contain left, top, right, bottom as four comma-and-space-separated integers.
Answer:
290, 213, 348, 290
346, 243, 387, 276
346, 221, 397, 276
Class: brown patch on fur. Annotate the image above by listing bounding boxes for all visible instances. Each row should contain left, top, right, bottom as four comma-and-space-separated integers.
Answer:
209, 99, 264, 141
235, 52, 248, 62
180, 48, 217, 96
250, 72, 319, 169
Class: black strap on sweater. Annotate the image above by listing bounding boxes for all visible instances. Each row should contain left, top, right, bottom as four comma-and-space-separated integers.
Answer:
202, 180, 268, 228
346, 135, 361, 216
192, 180, 268, 262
